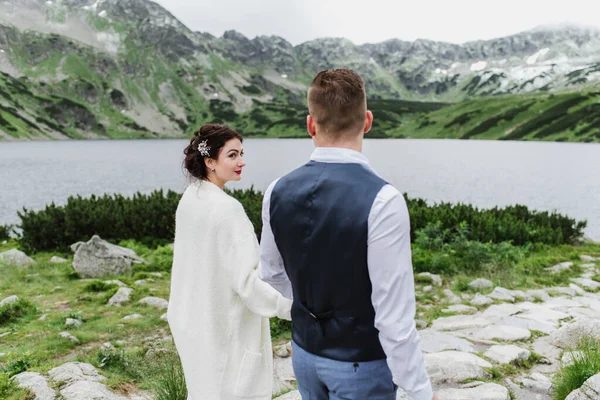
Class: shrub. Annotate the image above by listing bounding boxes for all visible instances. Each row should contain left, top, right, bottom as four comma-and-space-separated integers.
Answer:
84, 280, 117, 292
16, 188, 586, 253
270, 318, 292, 340
0, 299, 37, 326
0, 224, 12, 240
0, 352, 34, 377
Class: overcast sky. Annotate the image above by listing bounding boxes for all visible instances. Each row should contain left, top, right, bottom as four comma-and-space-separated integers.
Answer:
154, 0, 600, 45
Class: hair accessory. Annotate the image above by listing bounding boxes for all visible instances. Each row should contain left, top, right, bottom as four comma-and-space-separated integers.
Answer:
197, 140, 211, 157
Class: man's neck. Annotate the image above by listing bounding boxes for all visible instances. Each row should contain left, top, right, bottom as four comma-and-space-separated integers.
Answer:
313, 136, 363, 153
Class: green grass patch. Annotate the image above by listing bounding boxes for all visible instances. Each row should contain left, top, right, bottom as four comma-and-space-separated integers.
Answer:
553, 338, 600, 400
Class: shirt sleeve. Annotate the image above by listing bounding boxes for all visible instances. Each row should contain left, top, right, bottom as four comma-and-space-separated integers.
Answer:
258, 179, 293, 299
367, 185, 433, 400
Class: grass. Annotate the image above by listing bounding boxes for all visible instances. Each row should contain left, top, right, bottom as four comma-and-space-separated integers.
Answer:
552, 337, 600, 400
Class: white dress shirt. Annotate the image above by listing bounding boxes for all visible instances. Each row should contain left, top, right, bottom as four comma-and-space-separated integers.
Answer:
258, 147, 433, 400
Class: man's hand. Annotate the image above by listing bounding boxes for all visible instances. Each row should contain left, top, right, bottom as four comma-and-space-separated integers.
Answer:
432, 395, 440, 400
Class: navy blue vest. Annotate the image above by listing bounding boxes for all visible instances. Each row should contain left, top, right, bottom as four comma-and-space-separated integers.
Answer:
270, 160, 388, 362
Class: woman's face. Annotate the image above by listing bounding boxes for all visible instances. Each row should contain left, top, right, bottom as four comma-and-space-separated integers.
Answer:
208, 138, 245, 187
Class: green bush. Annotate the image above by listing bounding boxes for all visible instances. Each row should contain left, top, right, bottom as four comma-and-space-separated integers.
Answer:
0, 299, 37, 326
270, 317, 292, 340
0, 352, 34, 377
84, 280, 117, 292
0, 224, 12, 240
16, 187, 586, 253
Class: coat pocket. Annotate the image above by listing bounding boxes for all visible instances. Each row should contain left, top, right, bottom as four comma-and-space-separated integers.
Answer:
233, 348, 269, 397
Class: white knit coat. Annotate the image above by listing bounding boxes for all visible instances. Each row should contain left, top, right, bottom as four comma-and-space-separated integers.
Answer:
167, 180, 292, 400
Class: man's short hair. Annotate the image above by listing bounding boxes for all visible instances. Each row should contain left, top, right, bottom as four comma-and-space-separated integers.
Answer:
308, 69, 367, 137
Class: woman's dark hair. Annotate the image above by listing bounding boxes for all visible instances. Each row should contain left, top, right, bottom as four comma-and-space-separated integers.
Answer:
183, 123, 243, 180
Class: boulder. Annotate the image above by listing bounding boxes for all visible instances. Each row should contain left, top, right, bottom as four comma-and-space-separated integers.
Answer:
12, 372, 56, 400
0, 249, 35, 267
108, 288, 134, 306
71, 235, 145, 278
565, 373, 600, 400
425, 351, 492, 384
484, 345, 531, 364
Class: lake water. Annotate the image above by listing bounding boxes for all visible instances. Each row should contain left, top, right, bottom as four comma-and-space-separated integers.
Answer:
1, 139, 599, 241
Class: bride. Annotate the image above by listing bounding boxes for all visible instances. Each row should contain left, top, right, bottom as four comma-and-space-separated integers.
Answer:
167, 123, 292, 400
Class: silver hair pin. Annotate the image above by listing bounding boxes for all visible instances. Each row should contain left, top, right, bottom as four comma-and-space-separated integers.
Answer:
197, 140, 211, 157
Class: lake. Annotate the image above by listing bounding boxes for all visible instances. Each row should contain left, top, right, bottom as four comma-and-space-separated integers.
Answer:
1, 139, 598, 241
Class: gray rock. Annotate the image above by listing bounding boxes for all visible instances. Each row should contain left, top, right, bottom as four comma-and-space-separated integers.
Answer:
546, 261, 573, 274
274, 343, 290, 358
416, 272, 443, 287
481, 303, 525, 318
484, 345, 531, 364
570, 284, 588, 296
521, 372, 552, 392
108, 288, 134, 306
12, 372, 56, 400
148, 272, 163, 278
0, 249, 35, 267
160, 313, 168, 322
419, 329, 474, 353
570, 278, 600, 291
100, 342, 115, 351
138, 297, 168, 309
431, 315, 493, 331
552, 319, 600, 349
71, 235, 145, 278
436, 383, 510, 400
548, 287, 577, 297
509, 290, 534, 301
48, 362, 105, 385
442, 304, 477, 314
60, 380, 127, 400
424, 351, 492, 384
50, 256, 68, 263
105, 280, 127, 287
65, 318, 82, 327
0, 295, 19, 307
474, 325, 531, 342
422, 285, 433, 292
443, 289, 462, 304
274, 390, 301, 400
134, 280, 147, 286
562, 351, 585, 367
565, 373, 600, 400
580, 255, 596, 262
488, 287, 515, 302
59, 332, 80, 343
122, 314, 142, 321
470, 293, 494, 306
527, 289, 551, 302
468, 278, 493, 290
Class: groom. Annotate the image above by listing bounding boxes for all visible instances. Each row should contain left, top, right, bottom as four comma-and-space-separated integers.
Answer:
259, 69, 436, 400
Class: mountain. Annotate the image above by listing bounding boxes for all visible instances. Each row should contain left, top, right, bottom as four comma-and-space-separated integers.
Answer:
0, 0, 599, 141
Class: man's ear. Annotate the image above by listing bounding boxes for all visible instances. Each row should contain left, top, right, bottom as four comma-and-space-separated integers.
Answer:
363, 110, 373, 134
307, 115, 317, 137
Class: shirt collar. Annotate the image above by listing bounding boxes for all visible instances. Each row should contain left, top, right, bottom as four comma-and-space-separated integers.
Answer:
309, 147, 372, 168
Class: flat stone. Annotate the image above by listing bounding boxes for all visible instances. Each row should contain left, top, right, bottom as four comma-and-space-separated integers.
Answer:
470, 293, 494, 306
548, 287, 577, 297
122, 314, 142, 321
0, 249, 36, 267
509, 290, 534, 301
104, 280, 127, 287
422, 285, 433, 292
570, 278, 600, 291
474, 325, 531, 342
60, 380, 127, 400
59, 332, 80, 343
416, 272, 442, 286
139, 296, 168, 309
502, 316, 556, 335
50, 256, 68, 263
442, 304, 477, 314
443, 289, 462, 304
484, 345, 531, 364
134, 280, 147, 285
542, 297, 583, 309
0, 295, 19, 307
488, 287, 515, 302
108, 288, 133, 306
48, 362, 105, 385
419, 329, 474, 353
546, 261, 573, 274
468, 278, 493, 290
12, 372, 56, 400
424, 351, 492, 384
580, 255, 596, 262
430, 315, 493, 331
570, 284, 588, 296
160, 313, 168, 322
552, 319, 600, 349
527, 289, 551, 302
65, 318, 82, 327
481, 303, 524, 318
436, 383, 510, 400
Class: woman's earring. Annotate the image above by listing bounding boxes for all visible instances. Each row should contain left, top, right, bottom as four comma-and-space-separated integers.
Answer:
211, 168, 215, 172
